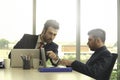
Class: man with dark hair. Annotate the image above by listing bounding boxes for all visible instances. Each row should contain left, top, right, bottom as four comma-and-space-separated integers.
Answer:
9, 19, 60, 66
48, 28, 113, 79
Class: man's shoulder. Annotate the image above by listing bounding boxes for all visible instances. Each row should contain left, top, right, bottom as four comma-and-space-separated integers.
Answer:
22, 34, 38, 38
48, 42, 58, 47
20, 34, 38, 41
23, 34, 38, 37
101, 49, 112, 58
52, 42, 58, 45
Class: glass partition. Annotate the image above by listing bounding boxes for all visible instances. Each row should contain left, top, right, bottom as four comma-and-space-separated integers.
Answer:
0, 0, 33, 59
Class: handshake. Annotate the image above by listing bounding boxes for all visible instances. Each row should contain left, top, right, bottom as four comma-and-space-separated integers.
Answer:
47, 51, 73, 66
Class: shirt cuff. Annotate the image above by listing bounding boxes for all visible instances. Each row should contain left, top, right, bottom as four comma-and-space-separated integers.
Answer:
52, 58, 60, 64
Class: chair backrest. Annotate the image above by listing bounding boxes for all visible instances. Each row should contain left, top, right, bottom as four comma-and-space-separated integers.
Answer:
105, 53, 118, 80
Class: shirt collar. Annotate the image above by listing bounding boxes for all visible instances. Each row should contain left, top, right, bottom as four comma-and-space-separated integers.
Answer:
37, 35, 42, 43
37, 35, 47, 45
95, 46, 107, 53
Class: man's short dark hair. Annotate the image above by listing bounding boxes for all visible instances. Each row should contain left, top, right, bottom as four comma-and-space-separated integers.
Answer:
88, 28, 106, 43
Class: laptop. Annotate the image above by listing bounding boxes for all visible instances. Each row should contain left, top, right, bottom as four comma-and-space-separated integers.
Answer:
11, 49, 40, 68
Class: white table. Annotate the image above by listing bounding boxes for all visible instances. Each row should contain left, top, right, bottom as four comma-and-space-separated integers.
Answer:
0, 68, 95, 80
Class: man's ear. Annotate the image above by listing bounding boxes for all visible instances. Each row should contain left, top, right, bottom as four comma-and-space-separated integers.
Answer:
94, 38, 99, 44
95, 38, 102, 46
98, 38, 102, 42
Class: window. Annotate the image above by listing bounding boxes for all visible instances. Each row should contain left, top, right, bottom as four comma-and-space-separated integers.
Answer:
0, 0, 32, 58
80, 0, 117, 61
0, 0, 117, 62
36, 0, 77, 59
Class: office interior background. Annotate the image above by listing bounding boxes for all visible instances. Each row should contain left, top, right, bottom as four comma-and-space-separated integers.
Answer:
0, 0, 120, 79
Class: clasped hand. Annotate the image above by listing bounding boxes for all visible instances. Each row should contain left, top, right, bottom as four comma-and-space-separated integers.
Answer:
47, 51, 58, 61
47, 51, 73, 66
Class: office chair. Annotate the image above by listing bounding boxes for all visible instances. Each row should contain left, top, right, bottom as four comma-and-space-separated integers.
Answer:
104, 53, 118, 80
